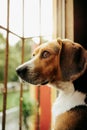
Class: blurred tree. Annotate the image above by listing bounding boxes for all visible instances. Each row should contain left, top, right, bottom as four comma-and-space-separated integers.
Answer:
0, 33, 6, 82
0, 33, 6, 43
23, 95, 37, 130
0, 33, 32, 82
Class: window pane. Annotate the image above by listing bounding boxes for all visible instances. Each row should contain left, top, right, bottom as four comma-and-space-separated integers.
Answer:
0, 0, 7, 27
41, 36, 52, 43
0, 29, 6, 130
41, 0, 53, 35
0, 29, 6, 83
24, 0, 40, 37
9, 0, 22, 36
8, 33, 21, 82
24, 37, 40, 61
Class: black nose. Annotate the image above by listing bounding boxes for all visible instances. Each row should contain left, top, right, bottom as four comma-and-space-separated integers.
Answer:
16, 66, 27, 78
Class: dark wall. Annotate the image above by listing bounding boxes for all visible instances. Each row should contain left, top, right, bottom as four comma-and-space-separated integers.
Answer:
74, 0, 87, 49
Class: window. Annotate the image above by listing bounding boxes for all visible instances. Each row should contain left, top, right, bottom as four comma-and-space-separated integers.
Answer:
0, 0, 74, 130
0, 0, 53, 130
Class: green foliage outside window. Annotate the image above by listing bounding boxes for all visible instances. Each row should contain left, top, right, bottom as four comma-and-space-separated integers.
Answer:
23, 96, 37, 130
0, 33, 32, 82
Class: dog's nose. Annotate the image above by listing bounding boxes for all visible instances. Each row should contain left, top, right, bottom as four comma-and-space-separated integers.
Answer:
16, 66, 27, 77
16, 67, 22, 75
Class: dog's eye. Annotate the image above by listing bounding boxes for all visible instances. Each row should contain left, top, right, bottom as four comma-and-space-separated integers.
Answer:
41, 51, 50, 58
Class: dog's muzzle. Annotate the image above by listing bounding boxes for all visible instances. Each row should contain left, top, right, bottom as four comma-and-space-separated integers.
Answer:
16, 65, 49, 85
16, 66, 28, 80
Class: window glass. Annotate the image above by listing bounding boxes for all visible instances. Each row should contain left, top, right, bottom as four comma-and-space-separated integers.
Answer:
24, 0, 40, 37
41, 0, 53, 35
0, 29, 6, 83
8, 33, 21, 82
0, 0, 7, 27
9, 0, 22, 36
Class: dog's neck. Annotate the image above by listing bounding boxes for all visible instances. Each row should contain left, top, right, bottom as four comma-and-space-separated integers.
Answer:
51, 70, 87, 124
52, 79, 87, 124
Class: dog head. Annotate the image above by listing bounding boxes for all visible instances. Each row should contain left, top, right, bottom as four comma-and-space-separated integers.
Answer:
16, 38, 87, 86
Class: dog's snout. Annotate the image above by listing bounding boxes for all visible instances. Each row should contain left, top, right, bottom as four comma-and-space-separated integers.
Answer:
16, 66, 28, 77
16, 67, 22, 75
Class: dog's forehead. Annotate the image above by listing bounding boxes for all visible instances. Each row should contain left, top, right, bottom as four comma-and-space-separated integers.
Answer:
34, 40, 60, 53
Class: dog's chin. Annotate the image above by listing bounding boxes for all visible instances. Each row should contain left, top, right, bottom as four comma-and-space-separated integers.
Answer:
18, 77, 24, 83
18, 77, 29, 85
41, 80, 49, 85
18, 76, 49, 86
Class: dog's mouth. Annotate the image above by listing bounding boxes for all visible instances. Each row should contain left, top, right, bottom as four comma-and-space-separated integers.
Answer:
18, 76, 49, 86
16, 70, 49, 86
41, 80, 49, 85
16, 66, 50, 85
23, 77, 49, 85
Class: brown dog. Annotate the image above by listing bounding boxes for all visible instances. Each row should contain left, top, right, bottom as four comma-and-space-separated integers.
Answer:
16, 38, 87, 130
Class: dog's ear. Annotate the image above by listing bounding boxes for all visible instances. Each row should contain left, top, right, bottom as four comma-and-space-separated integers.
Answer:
57, 37, 62, 47
59, 39, 87, 81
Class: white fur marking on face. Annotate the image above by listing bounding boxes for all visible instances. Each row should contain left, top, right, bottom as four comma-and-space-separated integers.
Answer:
17, 58, 35, 70
52, 82, 86, 124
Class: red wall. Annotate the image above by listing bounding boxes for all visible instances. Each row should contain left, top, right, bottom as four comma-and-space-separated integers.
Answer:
36, 86, 51, 130
40, 86, 51, 130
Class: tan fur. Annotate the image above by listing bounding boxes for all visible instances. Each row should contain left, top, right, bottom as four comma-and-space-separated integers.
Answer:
54, 106, 87, 130
55, 111, 78, 130
32, 40, 62, 83
16, 38, 87, 85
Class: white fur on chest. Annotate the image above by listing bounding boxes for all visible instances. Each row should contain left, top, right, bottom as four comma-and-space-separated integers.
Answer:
52, 82, 86, 123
